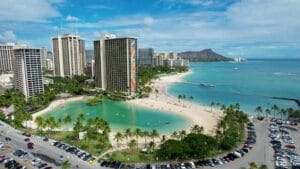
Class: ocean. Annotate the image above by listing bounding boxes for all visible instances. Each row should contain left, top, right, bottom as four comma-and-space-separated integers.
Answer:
167, 59, 300, 115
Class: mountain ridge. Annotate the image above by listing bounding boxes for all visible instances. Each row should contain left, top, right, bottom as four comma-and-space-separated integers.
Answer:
178, 49, 233, 62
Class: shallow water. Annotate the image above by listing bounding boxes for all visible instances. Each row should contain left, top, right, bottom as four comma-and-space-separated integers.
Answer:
168, 59, 300, 115
42, 99, 189, 134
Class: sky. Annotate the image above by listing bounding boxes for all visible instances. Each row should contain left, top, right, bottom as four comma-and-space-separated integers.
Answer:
0, 0, 300, 58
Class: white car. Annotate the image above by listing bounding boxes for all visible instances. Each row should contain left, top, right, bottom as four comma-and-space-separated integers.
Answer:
180, 163, 186, 169
189, 162, 196, 169
31, 158, 41, 166
234, 151, 242, 158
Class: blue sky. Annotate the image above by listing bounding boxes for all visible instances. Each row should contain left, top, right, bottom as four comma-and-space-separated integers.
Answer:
0, 0, 300, 58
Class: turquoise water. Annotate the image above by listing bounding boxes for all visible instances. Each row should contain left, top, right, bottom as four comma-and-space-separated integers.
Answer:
168, 59, 300, 114
42, 99, 188, 134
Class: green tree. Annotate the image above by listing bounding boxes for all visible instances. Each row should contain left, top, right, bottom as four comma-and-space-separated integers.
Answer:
255, 106, 263, 117
35, 116, 45, 132
190, 124, 204, 134
210, 101, 215, 113
178, 95, 182, 103
155, 89, 159, 99
171, 131, 179, 139
179, 130, 186, 140
150, 129, 159, 142
128, 139, 137, 154
63, 115, 72, 127
124, 128, 132, 141
114, 132, 123, 148
148, 141, 156, 152
134, 128, 142, 143
271, 104, 279, 118
61, 160, 71, 169
265, 108, 271, 119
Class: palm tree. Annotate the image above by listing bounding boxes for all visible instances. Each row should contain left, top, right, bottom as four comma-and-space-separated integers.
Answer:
279, 109, 287, 120
150, 129, 159, 142
179, 130, 186, 140
134, 128, 142, 147
220, 104, 226, 111
47, 117, 56, 133
271, 104, 279, 118
210, 101, 215, 113
171, 131, 179, 139
63, 115, 72, 127
249, 162, 258, 169
128, 139, 137, 154
114, 132, 123, 148
124, 128, 132, 141
155, 89, 159, 99
265, 108, 271, 119
61, 160, 71, 169
78, 113, 85, 122
57, 118, 62, 130
178, 95, 182, 103
142, 131, 149, 147
190, 124, 204, 134
259, 164, 268, 169
148, 141, 156, 152
255, 106, 263, 117
189, 96, 194, 107
286, 108, 294, 120
134, 128, 142, 140
35, 116, 45, 132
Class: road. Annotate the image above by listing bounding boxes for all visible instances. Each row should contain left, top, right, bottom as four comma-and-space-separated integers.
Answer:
0, 121, 101, 169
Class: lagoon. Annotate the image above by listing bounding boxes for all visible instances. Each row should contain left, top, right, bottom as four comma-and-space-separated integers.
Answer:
42, 99, 189, 134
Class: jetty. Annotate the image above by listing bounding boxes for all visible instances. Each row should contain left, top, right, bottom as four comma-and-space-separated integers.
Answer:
272, 97, 300, 108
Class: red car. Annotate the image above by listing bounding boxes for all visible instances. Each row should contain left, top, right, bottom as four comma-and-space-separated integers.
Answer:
285, 144, 296, 149
27, 142, 34, 149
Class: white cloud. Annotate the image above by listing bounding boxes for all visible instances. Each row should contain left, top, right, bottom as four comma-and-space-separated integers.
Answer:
0, 0, 62, 22
71, 15, 154, 28
143, 17, 155, 26
0, 31, 16, 42
102, 0, 300, 57
85, 5, 113, 10
66, 15, 79, 21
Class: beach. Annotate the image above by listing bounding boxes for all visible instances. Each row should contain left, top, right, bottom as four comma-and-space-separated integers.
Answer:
30, 70, 221, 135
28, 96, 89, 129
127, 70, 222, 135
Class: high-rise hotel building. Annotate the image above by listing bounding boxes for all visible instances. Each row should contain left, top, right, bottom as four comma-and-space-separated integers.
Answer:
13, 48, 44, 98
52, 34, 86, 77
0, 43, 27, 73
138, 48, 154, 66
94, 35, 137, 96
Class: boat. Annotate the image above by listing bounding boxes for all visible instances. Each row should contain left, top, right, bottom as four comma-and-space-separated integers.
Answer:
199, 83, 215, 87
233, 57, 247, 62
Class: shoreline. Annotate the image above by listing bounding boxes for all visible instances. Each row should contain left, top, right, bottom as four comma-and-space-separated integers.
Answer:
127, 70, 222, 135
28, 96, 90, 129
31, 70, 221, 135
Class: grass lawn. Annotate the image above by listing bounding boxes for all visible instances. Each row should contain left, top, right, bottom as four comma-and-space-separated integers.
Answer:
110, 148, 155, 163
22, 129, 111, 156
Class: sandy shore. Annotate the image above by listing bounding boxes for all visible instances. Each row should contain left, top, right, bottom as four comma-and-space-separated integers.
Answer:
127, 70, 222, 135
29, 71, 221, 135
27, 96, 89, 129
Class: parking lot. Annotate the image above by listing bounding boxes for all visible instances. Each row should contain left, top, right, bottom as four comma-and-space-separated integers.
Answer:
0, 119, 299, 169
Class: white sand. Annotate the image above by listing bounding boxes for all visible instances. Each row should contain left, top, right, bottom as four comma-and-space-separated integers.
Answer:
27, 96, 89, 129
30, 71, 221, 135
127, 70, 222, 135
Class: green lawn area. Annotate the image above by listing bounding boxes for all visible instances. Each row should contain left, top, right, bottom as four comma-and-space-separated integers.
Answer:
22, 129, 111, 156
110, 148, 155, 163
